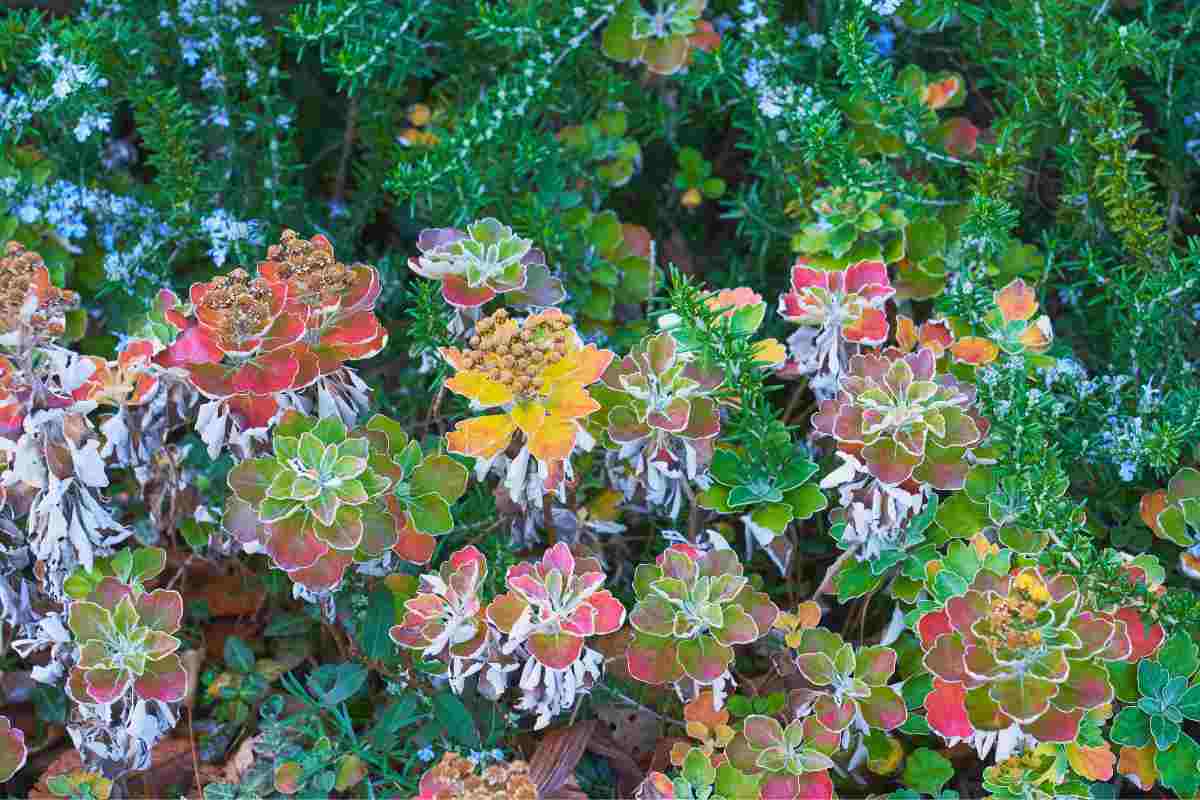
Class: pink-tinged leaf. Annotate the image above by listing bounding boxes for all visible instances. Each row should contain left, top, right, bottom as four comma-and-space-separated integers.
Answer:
994, 279, 1038, 323
1021, 706, 1082, 742
156, 324, 222, 368
793, 771, 834, 800
945, 590, 989, 634
1054, 659, 1113, 710
586, 591, 626, 635
647, 396, 691, 433
629, 595, 676, 637
231, 349, 300, 394
541, 542, 576, 580
323, 309, 385, 348
626, 632, 684, 685
796, 652, 836, 686
186, 362, 237, 398
682, 397, 721, 440
855, 646, 898, 686
223, 396, 275, 432
790, 264, 831, 293
940, 117, 979, 157
84, 667, 131, 705
963, 685, 1009, 731
918, 609, 954, 647
260, 307, 308, 351
134, 654, 188, 703
861, 686, 908, 731
712, 605, 760, 647
736, 588, 779, 634
289, 550, 354, 592
68, 600, 111, 642
487, 592, 529, 634
393, 525, 436, 565
1068, 612, 1116, 658
266, 514, 329, 571
844, 260, 893, 299
441, 274, 496, 308
926, 679, 974, 738
530, 631, 586, 669
449, 544, 487, 575
1115, 607, 1164, 661
843, 307, 889, 345
274, 761, 303, 795
743, 714, 784, 749
645, 332, 677, 374
0, 715, 27, 782
311, 507, 364, 551
134, 589, 183, 633
862, 438, 921, 485
561, 604, 597, 637
814, 695, 856, 732
677, 636, 733, 684
989, 673, 1057, 723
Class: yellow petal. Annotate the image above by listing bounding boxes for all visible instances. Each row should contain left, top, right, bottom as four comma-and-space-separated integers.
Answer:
510, 401, 547, 437
753, 338, 787, 366
444, 370, 514, 408
527, 414, 577, 462
545, 382, 601, 420
446, 414, 516, 458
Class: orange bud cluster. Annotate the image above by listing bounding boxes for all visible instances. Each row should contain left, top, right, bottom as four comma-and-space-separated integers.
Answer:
265, 229, 355, 304
199, 268, 274, 340
459, 309, 573, 399
416, 752, 537, 800
0, 241, 79, 336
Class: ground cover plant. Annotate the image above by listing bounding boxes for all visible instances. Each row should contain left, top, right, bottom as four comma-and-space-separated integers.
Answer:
1, 0, 1200, 797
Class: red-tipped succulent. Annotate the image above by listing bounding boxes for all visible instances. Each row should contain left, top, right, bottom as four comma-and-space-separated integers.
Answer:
724, 714, 838, 800
626, 544, 778, 695
65, 577, 188, 706
409, 218, 565, 309
786, 628, 908, 735
390, 546, 493, 692
919, 567, 1136, 744
812, 346, 989, 490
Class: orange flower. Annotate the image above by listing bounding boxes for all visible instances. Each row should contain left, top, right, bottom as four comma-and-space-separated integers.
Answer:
444, 309, 613, 465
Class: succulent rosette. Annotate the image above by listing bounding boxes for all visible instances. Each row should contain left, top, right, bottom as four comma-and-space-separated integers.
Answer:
225, 411, 461, 591
812, 346, 988, 490
778, 259, 895, 380
443, 309, 613, 494
65, 577, 188, 705
257, 229, 388, 370
724, 715, 837, 800
786, 628, 908, 734
919, 567, 1135, 743
487, 542, 626, 670
626, 544, 778, 693
390, 546, 492, 691
409, 218, 565, 309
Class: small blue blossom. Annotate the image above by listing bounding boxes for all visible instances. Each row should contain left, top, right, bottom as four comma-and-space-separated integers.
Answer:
870, 26, 896, 57
417, 746, 435, 762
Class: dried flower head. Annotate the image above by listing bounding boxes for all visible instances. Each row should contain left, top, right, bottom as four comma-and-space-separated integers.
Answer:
0, 240, 80, 340
414, 752, 537, 800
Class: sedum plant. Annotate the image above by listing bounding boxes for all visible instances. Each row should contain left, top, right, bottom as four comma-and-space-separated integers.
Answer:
0, 715, 27, 782
389, 545, 496, 694
626, 543, 778, 697
408, 218, 564, 310
224, 411, 465, 591
812, 346, 989, 490
919, 567, 1136, 744
486, 542, 625, 728
65, 577, 187, 706
785, 628, 908, 736
723, 714, 837, 800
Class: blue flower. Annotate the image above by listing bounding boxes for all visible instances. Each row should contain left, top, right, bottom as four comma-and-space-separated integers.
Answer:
870, 26, 896, 58
417, 746, 435, 762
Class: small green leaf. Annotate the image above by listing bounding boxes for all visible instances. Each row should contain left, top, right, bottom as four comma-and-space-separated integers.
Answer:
903, 748, 954, 795
432, 691, 481, 749
360, 586, 396, 661
223, 636, 255, 673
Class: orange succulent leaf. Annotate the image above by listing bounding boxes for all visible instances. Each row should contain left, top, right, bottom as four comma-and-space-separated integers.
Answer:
444, 370, 514, 408
753, 338, 786, 366
1117, 744, 1158, 791
896, 315, 918, 353
995, 278, 1039, 323
684, 691, 730, 729
545, 382, 601, 420
922, 75, 963, 110
1067, 743, 1115, 781
526, 414, 578, 462
446, 414, 516, 459
1139, 490, 1168, 532
1018, 315, 1054, 352
951, 336, 999, 365
509, 401, 548, 436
